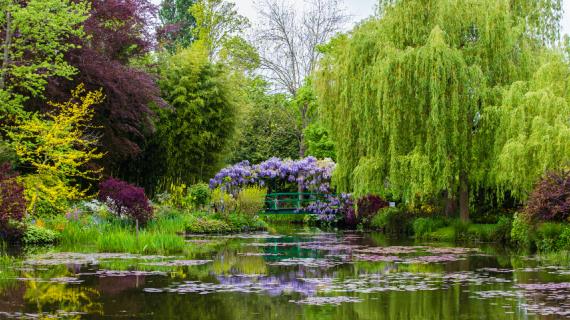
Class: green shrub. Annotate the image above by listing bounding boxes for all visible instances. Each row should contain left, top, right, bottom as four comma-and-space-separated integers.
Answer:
211, 188, 237, 216
189, 183, 211, 208
452, 219, 470, 241
428, 226, 456, 242
465, 224, 498, 242
22, 225, 60, 245
227, 213, 267, 231
236, 186, 267, 217
557, 227, 570, 251
536, 223, 566, 252
492, 216, 513, 244
511, 212, 532, 248
370, 207, 411, 235
158, 183, 194, 210
186, 216, 233, 233
412, 217, 448, 239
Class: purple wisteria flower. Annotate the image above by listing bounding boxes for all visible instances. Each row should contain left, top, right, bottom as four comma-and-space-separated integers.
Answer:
209, 157, 335, 195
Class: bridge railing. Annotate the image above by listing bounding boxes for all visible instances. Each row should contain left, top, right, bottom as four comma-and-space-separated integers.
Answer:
263, 192, 331, 214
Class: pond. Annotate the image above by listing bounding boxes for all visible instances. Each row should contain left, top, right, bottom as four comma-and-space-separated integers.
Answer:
1, 227, 570, 319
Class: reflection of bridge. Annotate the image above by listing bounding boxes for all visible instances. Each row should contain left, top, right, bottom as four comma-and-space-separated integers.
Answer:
263, 193, 330, 214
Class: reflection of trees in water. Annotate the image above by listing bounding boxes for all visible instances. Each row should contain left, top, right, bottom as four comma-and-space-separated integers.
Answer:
212, 248, 268, 275
22, 265, 103, 318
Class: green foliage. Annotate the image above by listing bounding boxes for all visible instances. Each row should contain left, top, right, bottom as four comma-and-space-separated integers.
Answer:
154, 44, 239, 185
0, 0, 89, 115
211, 188, 237, 216
159, 0, 197, 49
97, 229, 186, 254
369, 207, 411, 235
481, 61, 570, 200
9, 85, 105, 216
315, 0, 568, 219
533, 222, 570, 252
558, 227, 570, 251
228, 78, 299, 164
189, 0, 248, 59
304, 123, 336, 160
427, 226, 456, 242
188, 183, 211, 208
58, 220, 100, 247
412, 217, 448, 239
294, 79, 319, 157
225, 212, 266, 232
236, 186, 267, 217
464, 224, 498, 242
0, 139, 16, 165
22, 225, 59, 245
511, 212, 532, 248
185, 214, 233, 233
493, 216, 513, 244
158, 183, 195, 210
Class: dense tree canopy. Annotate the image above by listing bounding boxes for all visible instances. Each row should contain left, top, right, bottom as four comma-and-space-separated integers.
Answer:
153, 44, 239, 186
228, 78, 299, 164
39, 0, 163, 172
159, 0, 197, 49
315, 0, 569, 220
0, 0, 89, 116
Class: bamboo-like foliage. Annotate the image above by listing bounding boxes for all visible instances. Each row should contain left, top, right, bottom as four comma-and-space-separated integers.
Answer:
315, 0, 568, 215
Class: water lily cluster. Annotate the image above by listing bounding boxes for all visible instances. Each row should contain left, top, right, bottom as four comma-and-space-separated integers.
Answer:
209, 157, 335, 194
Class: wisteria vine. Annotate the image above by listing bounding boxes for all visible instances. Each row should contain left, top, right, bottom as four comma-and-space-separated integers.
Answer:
209, 157, 335, 194
210, 157, 354, 222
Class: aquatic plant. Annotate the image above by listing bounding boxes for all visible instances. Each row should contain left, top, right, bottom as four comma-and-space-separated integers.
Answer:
97, 229, 185, 254
99, 178, 153, 225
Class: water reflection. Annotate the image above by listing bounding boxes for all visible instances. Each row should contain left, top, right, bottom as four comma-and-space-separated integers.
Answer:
0, 228, 570, 319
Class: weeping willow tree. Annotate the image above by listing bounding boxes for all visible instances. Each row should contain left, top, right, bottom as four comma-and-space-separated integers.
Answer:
315, 0, 568, 220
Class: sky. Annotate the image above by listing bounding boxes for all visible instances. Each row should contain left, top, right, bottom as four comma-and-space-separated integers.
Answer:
231, 0, 570, 36
151, 0, 570, 37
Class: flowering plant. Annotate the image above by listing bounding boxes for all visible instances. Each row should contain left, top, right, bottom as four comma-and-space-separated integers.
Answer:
210, 157, 335, 195
304, 193, 354, 223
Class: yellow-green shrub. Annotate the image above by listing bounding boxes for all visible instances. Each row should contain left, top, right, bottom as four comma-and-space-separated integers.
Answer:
211, 188, 237, 216
236, 186, 267, 217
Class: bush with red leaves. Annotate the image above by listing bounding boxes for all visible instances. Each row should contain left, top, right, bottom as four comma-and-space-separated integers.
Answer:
0, 163, 27, 240
356, 194, 389, 225
525, 170, 570, 222
98, 178, 153, 225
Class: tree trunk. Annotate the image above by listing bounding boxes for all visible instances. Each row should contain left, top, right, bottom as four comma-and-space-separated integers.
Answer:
459, 171, 469, 222
0, 11, 13, 90
443, 190, 457, 218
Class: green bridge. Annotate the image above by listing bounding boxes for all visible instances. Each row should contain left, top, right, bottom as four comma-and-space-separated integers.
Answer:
262, 192, 330, 214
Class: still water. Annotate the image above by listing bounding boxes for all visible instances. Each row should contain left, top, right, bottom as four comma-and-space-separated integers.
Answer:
1, 227, 570, 319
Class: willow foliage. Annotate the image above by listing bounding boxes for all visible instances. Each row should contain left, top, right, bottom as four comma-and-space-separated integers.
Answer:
316, 0, 568, 213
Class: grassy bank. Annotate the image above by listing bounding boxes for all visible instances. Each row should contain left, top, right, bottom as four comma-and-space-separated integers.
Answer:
31, 209, 267, 255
